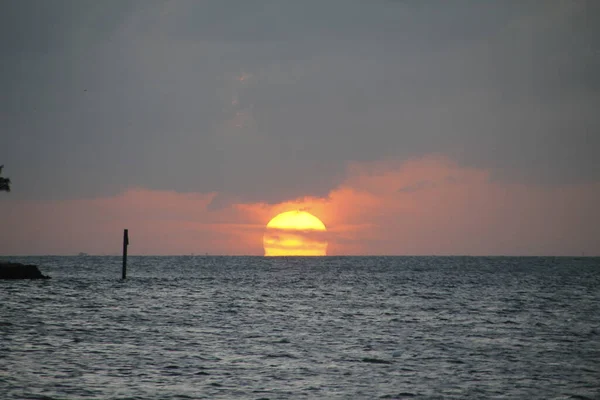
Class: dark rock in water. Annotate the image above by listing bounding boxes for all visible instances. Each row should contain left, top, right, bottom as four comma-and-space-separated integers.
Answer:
0, 262, 50, 279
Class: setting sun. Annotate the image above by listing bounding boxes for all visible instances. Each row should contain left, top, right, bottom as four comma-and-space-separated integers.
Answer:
263, 210, 327, 256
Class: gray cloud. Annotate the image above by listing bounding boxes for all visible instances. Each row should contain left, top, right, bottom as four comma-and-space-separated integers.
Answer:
398, 180, 436, 193
1, 0, 599, 203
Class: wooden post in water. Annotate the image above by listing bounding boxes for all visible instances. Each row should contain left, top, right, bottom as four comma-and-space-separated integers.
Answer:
122, 229, 129, 279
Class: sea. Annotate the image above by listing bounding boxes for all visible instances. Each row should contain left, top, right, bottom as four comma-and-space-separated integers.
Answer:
1, 256, 599, 400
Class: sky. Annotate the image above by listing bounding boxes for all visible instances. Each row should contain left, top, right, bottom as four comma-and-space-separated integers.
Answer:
1, 0, 599, 256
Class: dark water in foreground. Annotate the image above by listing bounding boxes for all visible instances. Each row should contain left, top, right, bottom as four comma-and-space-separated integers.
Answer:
1, 256, 599, 399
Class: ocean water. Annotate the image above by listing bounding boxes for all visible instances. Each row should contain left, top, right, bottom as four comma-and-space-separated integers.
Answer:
1, 256, 599, 400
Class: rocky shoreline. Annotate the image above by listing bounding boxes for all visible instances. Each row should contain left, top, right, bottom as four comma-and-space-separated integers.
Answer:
0, 262, 51, 279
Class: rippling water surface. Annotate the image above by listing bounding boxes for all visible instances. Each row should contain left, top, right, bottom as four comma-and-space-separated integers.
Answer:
1, 256, 599, 399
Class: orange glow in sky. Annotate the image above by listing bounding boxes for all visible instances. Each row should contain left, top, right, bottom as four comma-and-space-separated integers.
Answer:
1, 157, 599, 256
263, 210, 327, 256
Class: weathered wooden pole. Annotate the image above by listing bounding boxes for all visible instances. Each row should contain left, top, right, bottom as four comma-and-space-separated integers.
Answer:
122, 229, 129, 279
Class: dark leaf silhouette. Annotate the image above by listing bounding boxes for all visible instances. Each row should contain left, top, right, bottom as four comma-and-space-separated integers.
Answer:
0, 165, 11, 192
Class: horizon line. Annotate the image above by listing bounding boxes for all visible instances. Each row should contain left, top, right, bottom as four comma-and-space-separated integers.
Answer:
1, 254, 597, 258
